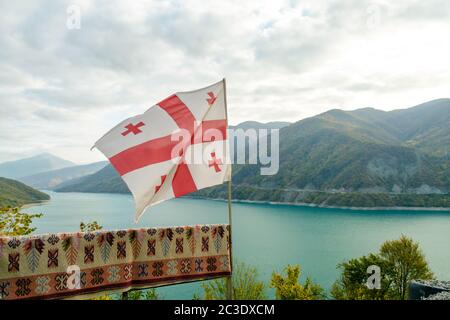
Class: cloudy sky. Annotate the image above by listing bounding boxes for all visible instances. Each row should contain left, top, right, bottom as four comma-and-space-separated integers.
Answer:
1, 0, 449, 163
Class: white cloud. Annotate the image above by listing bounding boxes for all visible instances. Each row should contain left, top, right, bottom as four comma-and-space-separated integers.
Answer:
0, 0, 449, 163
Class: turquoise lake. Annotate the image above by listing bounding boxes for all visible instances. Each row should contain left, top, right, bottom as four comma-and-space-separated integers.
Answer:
27, 191, 450, 299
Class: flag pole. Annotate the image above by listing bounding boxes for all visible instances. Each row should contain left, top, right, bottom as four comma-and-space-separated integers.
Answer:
226, 179, 233, 300
223, 78, 233, 300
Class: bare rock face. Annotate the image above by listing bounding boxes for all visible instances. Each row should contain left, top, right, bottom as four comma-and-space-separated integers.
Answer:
367, 156, 418, 180
409, 280, 450, 300
423, 291, 450, 300
410, 184, 446, 195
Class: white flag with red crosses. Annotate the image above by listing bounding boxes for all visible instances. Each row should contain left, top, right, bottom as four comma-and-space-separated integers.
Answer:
93, 80, 231, 222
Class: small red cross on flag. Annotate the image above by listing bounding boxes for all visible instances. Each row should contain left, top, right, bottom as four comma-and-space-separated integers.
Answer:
208, 152, 222, 172
122, 122, 145, 136
206, 92, 217, 106
93, 80, 231, 222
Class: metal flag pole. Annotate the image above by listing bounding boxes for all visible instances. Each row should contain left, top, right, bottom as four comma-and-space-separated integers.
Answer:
223, 78, 234, 300
226, 179, 233, 300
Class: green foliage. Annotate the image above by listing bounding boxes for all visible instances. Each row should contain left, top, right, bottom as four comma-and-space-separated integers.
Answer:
332, 235, 434, 300
270, 265, 325, 300
196, 186, 450, 208
121, 289, 160, 300
379, 235, 434, 299
91, 295, 113, 300
331, 254, 392, 300
0, 177, 50, 207
0, 206, 43, 236
91, 290, 161, 300
200, 262, 266, 300
80, 221, 103, 232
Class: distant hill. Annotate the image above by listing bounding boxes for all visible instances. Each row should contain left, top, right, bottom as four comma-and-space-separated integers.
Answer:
19, 161, 108, 189
229, 121, 290, 130
55, 100, 450, 208
236, 98, 450, 193
0, 153, 74, 179
55, 164, 130, 193
0, 177, 50, 207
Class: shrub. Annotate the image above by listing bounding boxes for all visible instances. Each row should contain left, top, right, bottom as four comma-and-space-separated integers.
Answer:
200, 262, 266, 300
332, 235, 434, 300
270, 265, 325, 300
0, 206, 42, 236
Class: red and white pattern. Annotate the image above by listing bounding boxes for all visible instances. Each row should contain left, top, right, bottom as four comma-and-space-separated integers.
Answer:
94, 80, 231, 221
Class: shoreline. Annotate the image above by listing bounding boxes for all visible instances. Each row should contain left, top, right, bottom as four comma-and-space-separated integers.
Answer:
22, 199, 51, 209
45, 190, 450, 212
188, 196, 450, 212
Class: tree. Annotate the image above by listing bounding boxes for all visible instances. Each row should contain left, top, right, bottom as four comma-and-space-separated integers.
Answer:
200, 262, 266, 300
332, 235, 434, 300
331, 253, 392, 300
380, 235, 433, 300
0, 206, 42, 236
80, 221, 103, 232
270, 265, 325, 300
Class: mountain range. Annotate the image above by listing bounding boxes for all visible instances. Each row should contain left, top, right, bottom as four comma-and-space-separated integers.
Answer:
229, 121, 290, 130
229, 98, 450, 193
0, 153, 74, 179
3, 99, 449, 209
19, 161, 107, 189
53, 99, 450, 208
195, 99, 450, 207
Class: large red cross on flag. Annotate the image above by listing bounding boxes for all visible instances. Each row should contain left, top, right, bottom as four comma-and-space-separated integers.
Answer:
93, 80, 231, 222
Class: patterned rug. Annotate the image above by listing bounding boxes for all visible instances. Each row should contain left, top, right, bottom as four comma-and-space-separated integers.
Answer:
0, 224, 231, 300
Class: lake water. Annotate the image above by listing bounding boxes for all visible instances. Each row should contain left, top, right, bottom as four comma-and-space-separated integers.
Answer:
27, 191, 450, 299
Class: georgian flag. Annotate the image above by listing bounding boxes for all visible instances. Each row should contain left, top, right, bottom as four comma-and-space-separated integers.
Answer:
93, 80, 231, 222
